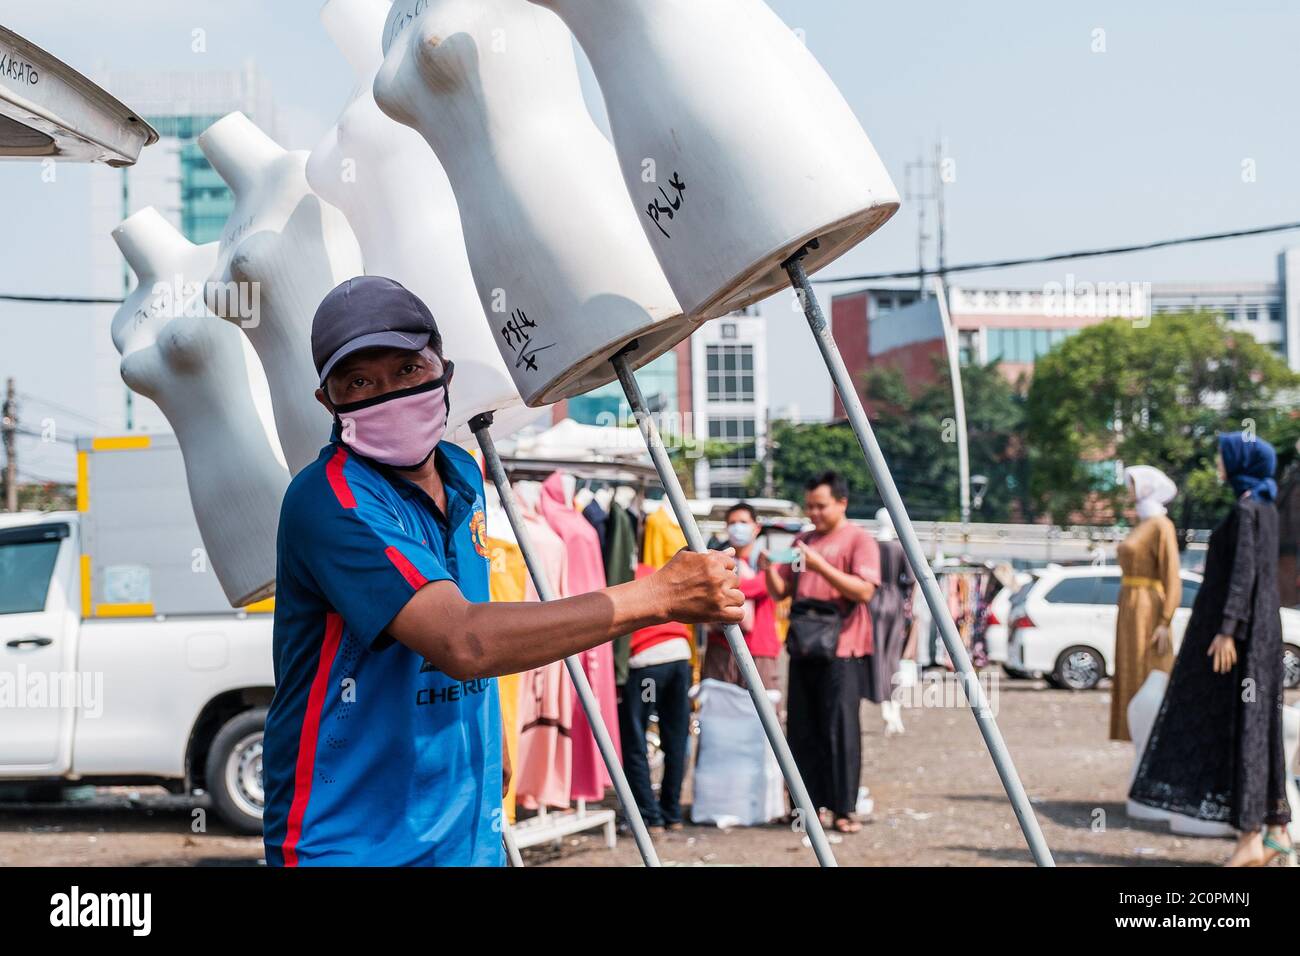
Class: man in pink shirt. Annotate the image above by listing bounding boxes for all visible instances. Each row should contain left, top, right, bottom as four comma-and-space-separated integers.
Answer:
765, 472, 880, 834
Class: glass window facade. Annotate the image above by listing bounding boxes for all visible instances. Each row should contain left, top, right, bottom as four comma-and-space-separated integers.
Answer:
706, 343, 755, 402
566, 350, 678, 426
707, 416, 757, 467
986, 327, 1073, 364
145, 113, 236, 244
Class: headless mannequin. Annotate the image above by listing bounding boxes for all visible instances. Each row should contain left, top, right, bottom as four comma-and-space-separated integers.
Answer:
200, 111, 364, 474
308, 0, 537, 445
532, 0, 899, 318
373, 0, 689, 406
111, 207, 289, 606
514, 480, 543, 513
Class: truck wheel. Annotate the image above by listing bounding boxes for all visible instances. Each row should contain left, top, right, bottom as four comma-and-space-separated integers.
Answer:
204, 708, 267, 835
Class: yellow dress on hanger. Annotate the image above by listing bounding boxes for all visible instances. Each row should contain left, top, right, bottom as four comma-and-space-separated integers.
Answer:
487, 535, 527, 821
642, 506, 687, 568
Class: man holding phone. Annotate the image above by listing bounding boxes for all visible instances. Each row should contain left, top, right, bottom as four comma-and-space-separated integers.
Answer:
764, 471, 880, 834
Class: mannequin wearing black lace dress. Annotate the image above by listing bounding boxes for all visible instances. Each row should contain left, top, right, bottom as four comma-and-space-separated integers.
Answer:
1129, 433, 1293, 865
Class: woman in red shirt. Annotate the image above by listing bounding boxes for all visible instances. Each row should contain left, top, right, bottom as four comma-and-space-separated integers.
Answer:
702, 503, 781, 690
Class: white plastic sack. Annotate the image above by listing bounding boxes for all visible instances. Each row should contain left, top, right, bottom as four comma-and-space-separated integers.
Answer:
691, 677, 784, 826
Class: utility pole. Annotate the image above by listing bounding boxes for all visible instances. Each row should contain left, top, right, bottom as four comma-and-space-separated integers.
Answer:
904, 154, 932, 297
762, 407, 776, 498
934, 135, 949, 301
2, 378, 17, 512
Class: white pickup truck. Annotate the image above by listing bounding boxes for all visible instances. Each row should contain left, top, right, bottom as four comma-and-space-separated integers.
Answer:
0, 435, 273, 833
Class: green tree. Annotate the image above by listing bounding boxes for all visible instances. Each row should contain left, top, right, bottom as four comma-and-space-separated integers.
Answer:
755, 357, 1030, 521
1025, 311, 1298, 529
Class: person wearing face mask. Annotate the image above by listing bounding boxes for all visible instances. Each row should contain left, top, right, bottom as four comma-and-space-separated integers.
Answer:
261, 276, 744, 867
701, 503, 780, 691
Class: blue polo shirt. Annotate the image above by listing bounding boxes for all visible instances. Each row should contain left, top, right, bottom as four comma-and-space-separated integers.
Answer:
262, 437, 503, 867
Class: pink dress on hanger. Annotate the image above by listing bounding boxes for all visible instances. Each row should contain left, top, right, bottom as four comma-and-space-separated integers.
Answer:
540, 471, 620, 801
512, 490, 574, 810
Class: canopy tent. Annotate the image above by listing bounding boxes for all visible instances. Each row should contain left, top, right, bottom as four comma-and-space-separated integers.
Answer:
0, 25, 156, 165
507, 418, 651, 465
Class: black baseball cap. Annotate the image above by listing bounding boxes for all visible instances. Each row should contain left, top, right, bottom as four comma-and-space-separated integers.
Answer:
311, 275, 442, 384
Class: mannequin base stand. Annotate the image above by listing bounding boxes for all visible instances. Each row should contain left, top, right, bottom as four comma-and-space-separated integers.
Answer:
610, 349, 838, 868
470, 413, 662, 868
782, 244, 1055, 868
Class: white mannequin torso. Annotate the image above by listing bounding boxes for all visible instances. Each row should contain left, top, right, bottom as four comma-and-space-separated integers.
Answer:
200, 111, 364, 475
373, 0, 690, 407
533, 0, 899, 318
308, 0, 539, 446
111, 207, 289, 606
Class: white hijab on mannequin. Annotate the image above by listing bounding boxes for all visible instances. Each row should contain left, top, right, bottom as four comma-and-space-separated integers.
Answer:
531, 0, 899, 318
200, 111, 365, 475
874, 507, 897, 542
111, 207, 289, 606
373, 0, 689, 407
307, 0, 539, 445
1125, 465, 1177, 521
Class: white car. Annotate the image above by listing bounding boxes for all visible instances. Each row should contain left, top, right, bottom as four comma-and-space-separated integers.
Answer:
1004, 565, 1300, 691
983, 573, 1034, 664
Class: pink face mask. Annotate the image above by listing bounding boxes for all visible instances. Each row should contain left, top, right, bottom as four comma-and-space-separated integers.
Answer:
333, 362, 453, 469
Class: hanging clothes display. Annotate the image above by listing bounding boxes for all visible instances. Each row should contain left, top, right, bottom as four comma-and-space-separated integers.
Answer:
642, 504, 687, 568
484, 531, 526, 823
912, 561, 992, 669
861, 510, 914, 702
511, 481, 574, 811
604, 500, 639, 687
540, 471, 620, 801
582, 497, 609, 554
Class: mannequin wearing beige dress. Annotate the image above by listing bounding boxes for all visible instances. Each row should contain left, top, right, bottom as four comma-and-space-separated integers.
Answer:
1111, 466, 1181, 740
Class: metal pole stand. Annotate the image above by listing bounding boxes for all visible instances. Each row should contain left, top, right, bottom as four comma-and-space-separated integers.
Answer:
470, 412, 662, 867
610, 349, 839, 868
783, 245, 1055, 867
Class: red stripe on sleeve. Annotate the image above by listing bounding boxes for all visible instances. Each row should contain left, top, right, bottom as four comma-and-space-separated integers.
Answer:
385, 545, 429, 589
325, 447, 356, 509
281, 612, 345, 867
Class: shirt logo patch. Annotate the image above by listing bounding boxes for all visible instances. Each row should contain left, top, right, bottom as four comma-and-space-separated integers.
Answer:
470, 509, 490, 558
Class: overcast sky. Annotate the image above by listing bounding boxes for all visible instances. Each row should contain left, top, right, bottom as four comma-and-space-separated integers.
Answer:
2, 0, 1298, 480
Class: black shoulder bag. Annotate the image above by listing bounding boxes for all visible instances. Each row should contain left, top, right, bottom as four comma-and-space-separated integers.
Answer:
786, 568, 845, 661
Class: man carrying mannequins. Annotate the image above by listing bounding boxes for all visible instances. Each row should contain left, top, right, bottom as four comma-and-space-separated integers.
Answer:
262, 276, 744, 866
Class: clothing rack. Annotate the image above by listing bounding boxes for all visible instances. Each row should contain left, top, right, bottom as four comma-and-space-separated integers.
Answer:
485, 457, 664, 860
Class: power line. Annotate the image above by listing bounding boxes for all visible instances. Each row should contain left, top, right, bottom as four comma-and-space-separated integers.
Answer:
2, 221, 1299, 302
16, 425, 80, 445
811, 220, 1300, 284
17, 391, 113, 429
0, 293, 123, 304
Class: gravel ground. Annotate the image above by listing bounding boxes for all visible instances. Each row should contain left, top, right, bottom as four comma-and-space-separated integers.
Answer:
1, 677, 1294, 867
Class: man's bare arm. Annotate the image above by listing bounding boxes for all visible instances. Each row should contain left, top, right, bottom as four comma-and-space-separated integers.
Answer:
388, 549, 744, 680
